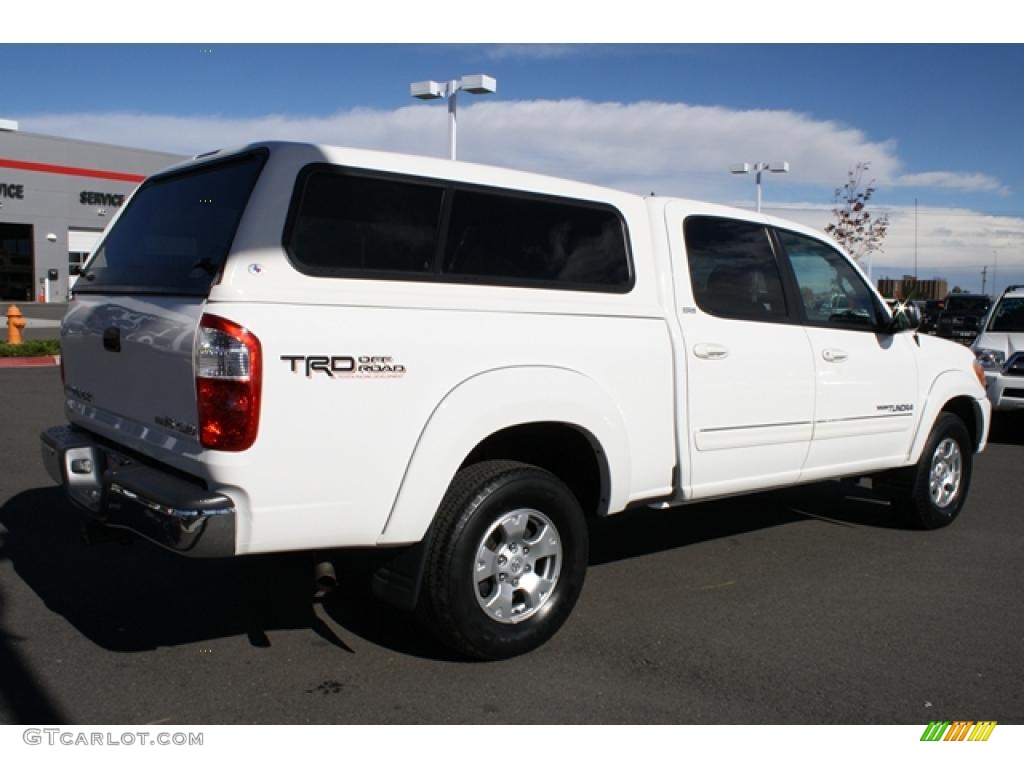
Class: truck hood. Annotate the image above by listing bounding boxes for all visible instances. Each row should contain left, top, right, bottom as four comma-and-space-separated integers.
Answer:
973, 331, 1024, 357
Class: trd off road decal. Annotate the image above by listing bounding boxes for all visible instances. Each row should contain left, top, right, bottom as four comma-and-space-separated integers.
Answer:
281, 355, 407, 379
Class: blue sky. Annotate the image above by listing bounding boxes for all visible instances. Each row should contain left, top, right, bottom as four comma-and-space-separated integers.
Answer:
2, 41, 1022, 291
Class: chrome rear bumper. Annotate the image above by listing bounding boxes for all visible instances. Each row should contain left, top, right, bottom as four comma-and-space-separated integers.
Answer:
40, 426, 236, 557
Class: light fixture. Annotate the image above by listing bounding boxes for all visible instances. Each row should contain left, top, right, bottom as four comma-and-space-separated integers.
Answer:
409, 74, 497, 160
730, 161, 790, 212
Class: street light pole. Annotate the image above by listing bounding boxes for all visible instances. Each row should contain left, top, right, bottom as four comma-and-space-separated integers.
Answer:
992, 249, 998, 297
410, 74, 497, 161
446, 80, 458, 161
755, 165, 763, 213
729, 161, 790, 213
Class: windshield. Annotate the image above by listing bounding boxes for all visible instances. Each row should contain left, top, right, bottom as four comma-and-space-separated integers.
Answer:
945, 296, 990, 314
76, 150, 266, 295
988, 297, 1024, 332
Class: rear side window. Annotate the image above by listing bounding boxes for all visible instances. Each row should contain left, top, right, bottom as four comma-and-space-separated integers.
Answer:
285, 165, 632, 292
683, 216, 788, 320
76, 151, 266, 295
444, 189, 630, 289
286, 169, 444, 275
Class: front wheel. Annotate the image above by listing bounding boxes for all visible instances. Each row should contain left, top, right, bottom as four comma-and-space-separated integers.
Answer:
421, 461, 588, 660
893, 413, 974, 529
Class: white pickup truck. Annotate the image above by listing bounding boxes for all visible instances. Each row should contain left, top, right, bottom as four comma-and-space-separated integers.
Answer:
41, 142, 991, 659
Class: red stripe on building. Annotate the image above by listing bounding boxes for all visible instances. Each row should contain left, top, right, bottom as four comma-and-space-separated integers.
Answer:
0, 355, 60, 369
0, 157, 146, 183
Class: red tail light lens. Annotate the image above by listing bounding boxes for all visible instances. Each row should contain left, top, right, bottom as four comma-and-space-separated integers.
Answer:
195, 314, 261, 451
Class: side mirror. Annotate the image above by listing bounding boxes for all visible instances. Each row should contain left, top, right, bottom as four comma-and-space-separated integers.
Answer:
882, 301, 922, 334
69, 264, 82, 276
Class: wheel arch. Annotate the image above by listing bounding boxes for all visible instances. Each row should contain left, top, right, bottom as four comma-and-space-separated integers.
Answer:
460, 421, 610, 521
908, 369, 990, 463
940, 395, 985, 452
377, 366, 630, 545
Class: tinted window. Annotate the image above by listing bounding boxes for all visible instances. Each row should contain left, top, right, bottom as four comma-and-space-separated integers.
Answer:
77, 152, 266, 295
444, 189, 630, 289
945, 296, 991, 314
287, 170, 444, 275
683, 216, 787, 320
778, 229, 882, 330
989, 297, 1024, 332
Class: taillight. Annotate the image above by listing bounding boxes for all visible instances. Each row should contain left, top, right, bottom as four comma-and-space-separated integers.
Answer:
195, 314, 261, 451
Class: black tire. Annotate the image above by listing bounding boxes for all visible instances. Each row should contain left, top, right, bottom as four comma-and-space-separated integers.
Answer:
420, 460, 588, 660
893, 413, 973, 530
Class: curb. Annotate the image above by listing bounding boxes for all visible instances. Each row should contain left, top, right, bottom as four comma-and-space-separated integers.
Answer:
0, 354, 60, 369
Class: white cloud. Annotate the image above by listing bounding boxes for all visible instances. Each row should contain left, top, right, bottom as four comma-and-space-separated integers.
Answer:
22, 100, 905, 195
21, 99, 1022, 290
24, 99, 1005, 201
894, 171, 1009, 195
767, 203, 1024, 290
23, 100, 1008, 197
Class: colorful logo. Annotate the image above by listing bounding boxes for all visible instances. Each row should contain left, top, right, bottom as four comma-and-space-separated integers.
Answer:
920, 721, 997, 742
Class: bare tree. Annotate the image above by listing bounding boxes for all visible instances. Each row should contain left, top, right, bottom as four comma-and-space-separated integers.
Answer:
824, 162, 890, 265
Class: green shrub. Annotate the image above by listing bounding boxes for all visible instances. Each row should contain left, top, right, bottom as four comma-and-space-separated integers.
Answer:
0, 339, 61, 357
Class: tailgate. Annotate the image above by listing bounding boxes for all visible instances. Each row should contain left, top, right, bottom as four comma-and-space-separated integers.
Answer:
61, 294, 205, 453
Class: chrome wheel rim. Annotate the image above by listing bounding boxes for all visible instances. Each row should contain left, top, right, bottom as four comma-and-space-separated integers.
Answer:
473, 508, 562, 624
929, 437, 962, 509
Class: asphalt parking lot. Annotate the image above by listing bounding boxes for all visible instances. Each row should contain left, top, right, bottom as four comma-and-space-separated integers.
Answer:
1, 365, 1022, 725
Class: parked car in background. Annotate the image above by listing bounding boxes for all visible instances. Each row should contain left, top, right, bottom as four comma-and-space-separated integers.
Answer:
973, 285, 1024, 411
920, 298, 945, 334
936, 293, 992, 344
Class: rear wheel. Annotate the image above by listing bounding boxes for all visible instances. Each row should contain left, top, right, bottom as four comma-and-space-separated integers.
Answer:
421, 461, 588, 660
892, 413, 973, 529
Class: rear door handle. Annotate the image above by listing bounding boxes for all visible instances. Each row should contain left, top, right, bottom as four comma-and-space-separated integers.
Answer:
822, 348, 848, 363
694, 343, 729, 360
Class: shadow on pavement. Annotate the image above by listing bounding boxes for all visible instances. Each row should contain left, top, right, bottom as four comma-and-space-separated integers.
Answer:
587, 479, 908, 567
0, 490, 70, 723
0, 480, 906, 669
987, 411, 1024, 446
0, 487, 460, 664
0, 598, 69, 724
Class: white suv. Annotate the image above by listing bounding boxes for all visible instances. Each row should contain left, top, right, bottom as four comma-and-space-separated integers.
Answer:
973, 284, 1024, 411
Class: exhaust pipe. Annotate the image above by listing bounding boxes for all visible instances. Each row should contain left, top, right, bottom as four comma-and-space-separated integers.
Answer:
314, 559, 337, 597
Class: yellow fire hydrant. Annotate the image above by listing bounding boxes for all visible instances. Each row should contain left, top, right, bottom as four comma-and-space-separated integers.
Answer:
6, 304, 26, 345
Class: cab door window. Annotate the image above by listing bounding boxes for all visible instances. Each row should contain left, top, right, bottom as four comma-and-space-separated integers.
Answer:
776, 229, 883, 330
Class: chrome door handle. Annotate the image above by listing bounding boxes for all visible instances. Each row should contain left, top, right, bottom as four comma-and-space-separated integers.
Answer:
694, 343, 729, 360
822, 348, 848, 363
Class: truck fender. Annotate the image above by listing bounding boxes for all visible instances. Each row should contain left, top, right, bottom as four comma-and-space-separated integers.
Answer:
907, 369, 988, 463
377, 365, 631, 545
